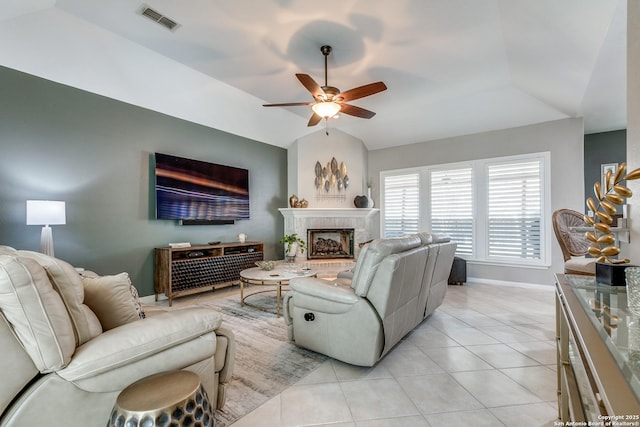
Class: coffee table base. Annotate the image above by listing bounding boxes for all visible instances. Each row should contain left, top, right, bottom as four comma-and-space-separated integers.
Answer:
240, 283, 288, 317
239, 265, 317, 318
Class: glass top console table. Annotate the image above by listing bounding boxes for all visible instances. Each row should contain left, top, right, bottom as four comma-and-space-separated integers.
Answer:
555, 273, 640, 423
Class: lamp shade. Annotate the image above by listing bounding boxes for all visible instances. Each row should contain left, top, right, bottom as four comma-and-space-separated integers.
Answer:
26, 200, 66, 225
311, 101, 341, 118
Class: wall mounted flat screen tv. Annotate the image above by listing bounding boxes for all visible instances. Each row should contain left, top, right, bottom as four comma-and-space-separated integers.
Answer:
155, 152, 249, 221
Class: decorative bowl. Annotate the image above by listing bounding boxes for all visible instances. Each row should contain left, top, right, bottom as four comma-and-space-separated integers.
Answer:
255, 260, 276, 271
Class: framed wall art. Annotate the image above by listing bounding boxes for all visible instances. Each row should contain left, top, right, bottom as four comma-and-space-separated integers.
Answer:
601, 163, 617, 189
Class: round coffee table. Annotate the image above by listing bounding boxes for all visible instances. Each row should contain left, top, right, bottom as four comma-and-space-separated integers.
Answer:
240, 263, 316, 317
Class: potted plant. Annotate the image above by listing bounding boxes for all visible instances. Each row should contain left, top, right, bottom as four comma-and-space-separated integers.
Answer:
280, 233, 306, 258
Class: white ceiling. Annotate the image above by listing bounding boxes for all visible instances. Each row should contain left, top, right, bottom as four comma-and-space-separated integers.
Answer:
0, 0, 626, 150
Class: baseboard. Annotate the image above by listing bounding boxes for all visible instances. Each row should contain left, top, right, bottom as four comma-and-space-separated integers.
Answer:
467, 276, 552, 289
140, 294, 163, 304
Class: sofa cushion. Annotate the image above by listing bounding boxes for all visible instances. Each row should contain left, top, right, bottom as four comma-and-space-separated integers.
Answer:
416, 232, 434, 245
82, 272, 145, 331
431, 233, 451, 244
0, 255, 75, 372
351, 235, 422, 296
16, 251, 102, 345
0, 245, 17, 255
348, 244, 369, 288
565, 256, 596, 274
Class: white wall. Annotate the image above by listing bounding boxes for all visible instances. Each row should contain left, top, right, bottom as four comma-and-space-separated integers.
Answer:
287, 128, 369, 208
628, 0, 640, 262
368, 118, 585, 286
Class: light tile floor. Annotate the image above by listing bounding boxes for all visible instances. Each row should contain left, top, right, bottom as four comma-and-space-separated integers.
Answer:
228, 281, 558, 427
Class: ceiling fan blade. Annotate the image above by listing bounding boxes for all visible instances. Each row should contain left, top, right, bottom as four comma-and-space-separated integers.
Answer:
263, 102, 313, 107
296, 74, 325, 99
340, 104, 376, 119
307, 113, 323, 126
339, 82, 387, 102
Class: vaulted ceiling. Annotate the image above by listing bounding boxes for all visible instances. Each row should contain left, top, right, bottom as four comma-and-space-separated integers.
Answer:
0, 0, 626, 150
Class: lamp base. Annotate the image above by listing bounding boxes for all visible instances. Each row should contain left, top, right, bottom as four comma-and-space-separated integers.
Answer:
40, 225, 54, 257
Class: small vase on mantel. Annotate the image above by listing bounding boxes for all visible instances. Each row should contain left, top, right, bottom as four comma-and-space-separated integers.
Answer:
354, 195, 369, 208
367, 187, 374, 208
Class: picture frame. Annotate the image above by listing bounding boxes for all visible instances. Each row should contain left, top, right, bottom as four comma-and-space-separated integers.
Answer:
601, 163, 618, 189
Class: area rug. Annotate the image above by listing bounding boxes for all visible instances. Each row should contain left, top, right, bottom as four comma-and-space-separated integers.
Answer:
194, 291, 328, 427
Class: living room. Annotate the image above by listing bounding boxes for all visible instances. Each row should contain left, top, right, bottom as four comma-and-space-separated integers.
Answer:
1, 1, 639, 426
0, 0, 634, 292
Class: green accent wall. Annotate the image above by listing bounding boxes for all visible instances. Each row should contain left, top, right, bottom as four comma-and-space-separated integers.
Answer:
0, 66, 287, 296
584, 130, 626, 212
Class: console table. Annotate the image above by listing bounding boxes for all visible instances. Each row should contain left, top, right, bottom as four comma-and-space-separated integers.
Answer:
154, 242, 263, 305
555, 274, 640, 423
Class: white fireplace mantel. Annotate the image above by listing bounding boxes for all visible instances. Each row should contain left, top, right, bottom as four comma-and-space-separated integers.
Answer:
279, 208, 379, 219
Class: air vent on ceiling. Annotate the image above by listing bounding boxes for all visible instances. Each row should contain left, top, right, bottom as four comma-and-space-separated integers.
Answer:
140, 6, 180, 31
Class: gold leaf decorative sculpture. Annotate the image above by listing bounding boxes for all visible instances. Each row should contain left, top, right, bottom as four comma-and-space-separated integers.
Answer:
586, 162, 640, 263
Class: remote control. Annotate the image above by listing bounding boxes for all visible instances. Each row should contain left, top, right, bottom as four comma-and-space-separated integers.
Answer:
208, 241, 221, 245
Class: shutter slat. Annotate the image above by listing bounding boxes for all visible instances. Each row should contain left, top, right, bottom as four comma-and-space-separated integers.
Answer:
488, 160, 542, 260
383, 172, 420, 237
431, 168, 473, 255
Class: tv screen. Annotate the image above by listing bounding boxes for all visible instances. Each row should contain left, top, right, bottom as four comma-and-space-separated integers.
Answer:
154, 152, 249, 220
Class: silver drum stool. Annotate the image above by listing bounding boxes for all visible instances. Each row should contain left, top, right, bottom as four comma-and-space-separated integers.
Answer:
107, 370, 214, 427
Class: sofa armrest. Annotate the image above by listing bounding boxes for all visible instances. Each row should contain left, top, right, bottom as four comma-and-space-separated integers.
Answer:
58, 307, 221, 382
213, 326, 235, 383
140, 304, 171, 316
212, 325, 235, 408
336, 269, 354, 280
289, 277, 359, 314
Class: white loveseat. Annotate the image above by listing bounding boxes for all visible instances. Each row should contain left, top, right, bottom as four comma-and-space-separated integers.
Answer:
0, 246, 234, 427
283, 233, 456, 366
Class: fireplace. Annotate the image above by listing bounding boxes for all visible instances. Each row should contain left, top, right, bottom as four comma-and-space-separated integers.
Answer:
307, 228, 355, 260
279, 208, 378, 267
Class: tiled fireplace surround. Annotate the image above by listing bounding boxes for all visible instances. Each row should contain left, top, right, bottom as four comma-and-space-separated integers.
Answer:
279, 208, 379, 277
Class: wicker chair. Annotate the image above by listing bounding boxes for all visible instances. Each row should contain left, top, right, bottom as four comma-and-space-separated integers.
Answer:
552, 209, 596, 275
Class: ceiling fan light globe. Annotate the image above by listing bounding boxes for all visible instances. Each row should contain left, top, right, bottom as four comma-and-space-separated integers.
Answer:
312, 101, 341, 118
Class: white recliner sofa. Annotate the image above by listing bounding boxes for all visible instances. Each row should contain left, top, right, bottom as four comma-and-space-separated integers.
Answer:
283, 233, 456, 366
0, 246, 235, 427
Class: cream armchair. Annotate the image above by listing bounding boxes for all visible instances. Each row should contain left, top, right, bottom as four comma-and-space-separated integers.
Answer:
0, 246, 234, 427
283, 233, 456, 366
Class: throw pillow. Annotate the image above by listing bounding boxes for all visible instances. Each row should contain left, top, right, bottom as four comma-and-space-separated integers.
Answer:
82, 272, 145, 331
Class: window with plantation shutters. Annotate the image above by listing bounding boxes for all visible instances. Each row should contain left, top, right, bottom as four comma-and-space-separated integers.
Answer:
430, 168, 473, 255
382, 172, 420, 237
487, 160, 542, 260
380, 152, 549, 266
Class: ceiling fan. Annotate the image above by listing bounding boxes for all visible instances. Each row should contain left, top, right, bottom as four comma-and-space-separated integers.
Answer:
263, 45, 387, 126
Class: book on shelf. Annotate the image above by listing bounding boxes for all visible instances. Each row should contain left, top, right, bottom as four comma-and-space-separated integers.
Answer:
168, 242, 191, 248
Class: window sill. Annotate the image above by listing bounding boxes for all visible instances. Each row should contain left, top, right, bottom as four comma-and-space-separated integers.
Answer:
464, 258, 551, 270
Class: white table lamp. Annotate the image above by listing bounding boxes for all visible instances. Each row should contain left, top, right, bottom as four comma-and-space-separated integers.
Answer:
26, 200, 66, 257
